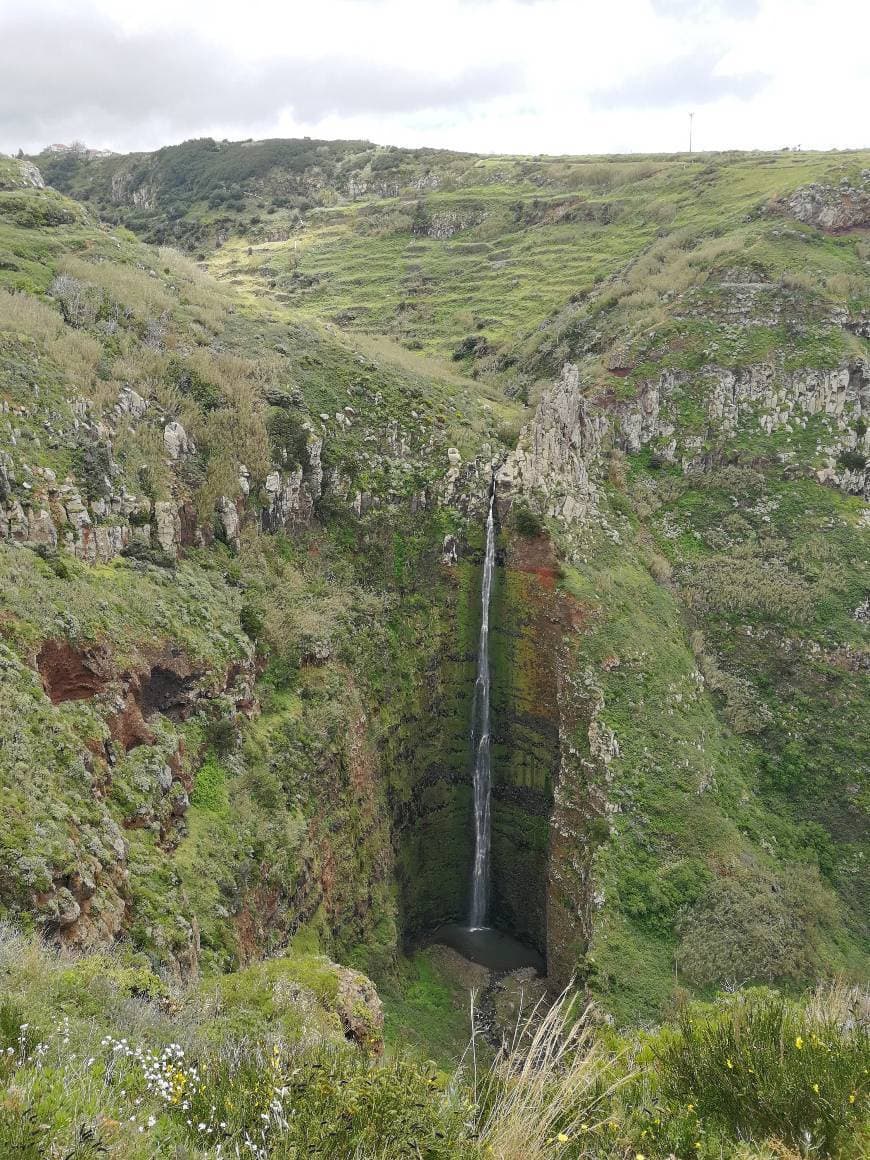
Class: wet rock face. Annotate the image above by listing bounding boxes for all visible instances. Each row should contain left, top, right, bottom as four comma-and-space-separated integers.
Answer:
488, 534, 562, 954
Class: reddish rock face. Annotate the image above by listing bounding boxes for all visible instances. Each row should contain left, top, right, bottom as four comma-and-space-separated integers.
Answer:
107, 693, 155, 752
36, 639, 111, 703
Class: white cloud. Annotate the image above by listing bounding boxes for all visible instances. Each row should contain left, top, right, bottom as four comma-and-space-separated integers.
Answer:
1, 0, 867, 155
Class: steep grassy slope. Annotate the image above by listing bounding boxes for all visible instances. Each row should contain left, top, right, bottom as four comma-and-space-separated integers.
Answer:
0, 159, 523, 994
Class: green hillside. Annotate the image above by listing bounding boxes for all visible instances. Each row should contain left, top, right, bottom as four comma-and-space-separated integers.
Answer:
0, 141, 867, 1156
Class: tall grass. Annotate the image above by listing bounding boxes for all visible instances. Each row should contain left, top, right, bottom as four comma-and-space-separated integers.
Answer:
470, 983, 626, 1159
58, 254, 174, 319
0, 286, 100, 379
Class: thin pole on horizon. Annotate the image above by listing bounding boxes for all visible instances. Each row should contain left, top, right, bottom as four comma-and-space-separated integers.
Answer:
689, 111, 694, 154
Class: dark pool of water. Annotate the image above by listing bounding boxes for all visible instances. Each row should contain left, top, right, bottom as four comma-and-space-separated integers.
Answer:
428, 924, 545, 973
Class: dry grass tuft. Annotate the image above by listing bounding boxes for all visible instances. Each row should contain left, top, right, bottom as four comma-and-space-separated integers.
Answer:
470, 982, 626, 1159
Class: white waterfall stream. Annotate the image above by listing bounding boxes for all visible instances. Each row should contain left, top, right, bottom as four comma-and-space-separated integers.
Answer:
469, 488, 496, 929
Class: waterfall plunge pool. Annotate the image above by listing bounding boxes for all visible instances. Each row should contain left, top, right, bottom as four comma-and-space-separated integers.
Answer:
428, 923, 545, 974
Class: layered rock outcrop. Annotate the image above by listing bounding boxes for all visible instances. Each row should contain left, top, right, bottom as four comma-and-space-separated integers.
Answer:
498, 358, 870, 523
781, 172, 870, 232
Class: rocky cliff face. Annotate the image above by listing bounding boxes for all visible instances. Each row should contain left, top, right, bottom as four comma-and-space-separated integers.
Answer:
0, 390, 326, 562
499, 358, 870, 523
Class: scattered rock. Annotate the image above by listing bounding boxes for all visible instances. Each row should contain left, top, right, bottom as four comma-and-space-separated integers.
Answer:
163, 420, 193, 461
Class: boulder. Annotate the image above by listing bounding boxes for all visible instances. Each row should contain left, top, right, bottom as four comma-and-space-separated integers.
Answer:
163, 420, 193, 461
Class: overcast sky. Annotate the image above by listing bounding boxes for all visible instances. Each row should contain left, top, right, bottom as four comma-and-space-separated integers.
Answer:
1, 0, 868, 157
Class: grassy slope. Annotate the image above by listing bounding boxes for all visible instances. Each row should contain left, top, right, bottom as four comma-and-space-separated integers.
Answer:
208, 151, 870, 369
0, 168, 520, 985
3, 145, 869, 1029
557, 477, 867, 1022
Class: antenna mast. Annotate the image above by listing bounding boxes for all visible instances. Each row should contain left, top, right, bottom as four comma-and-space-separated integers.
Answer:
689, 111, 694, 154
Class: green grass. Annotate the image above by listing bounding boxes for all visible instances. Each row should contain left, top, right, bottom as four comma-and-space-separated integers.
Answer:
379, 949, 477, 1069
1, 929, 866, 1159
555, 489, 866, 1020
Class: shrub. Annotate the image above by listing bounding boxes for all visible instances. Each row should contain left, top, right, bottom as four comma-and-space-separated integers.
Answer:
190, 755, 230, 810
838, 448, 867, 472
655, 991, 869, 1156
677, 862, 835, 986
165, 355, 223, 412
512, 502, 544, 539
0, 191, 80, 228
681, 553, 815, 625
239, 601, 264, 640
70, 438, 113, 500
201, 718, 236, 758
120, 541, 176, 569
33, 545, 71, 580
267, 408, 308, 467
49, 273, 100, 328
452, 334, 489, 361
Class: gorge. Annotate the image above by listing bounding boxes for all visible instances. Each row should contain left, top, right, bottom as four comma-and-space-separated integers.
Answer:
0, 138, 867, 1157
428, 481, 549, 973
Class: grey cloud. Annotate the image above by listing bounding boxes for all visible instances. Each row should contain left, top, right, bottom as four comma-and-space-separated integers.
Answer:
0, 7, 521, 149
590, 48, 769, 109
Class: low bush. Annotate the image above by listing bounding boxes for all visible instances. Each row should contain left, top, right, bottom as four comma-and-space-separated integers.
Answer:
512, 502, 544, 539
655, 990, 868, 1156
190, 755, 230, 809
838, 448, 867, 472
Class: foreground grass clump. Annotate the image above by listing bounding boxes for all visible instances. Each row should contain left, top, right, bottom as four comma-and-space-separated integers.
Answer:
0, 924, 470, 1158
1, 927, 866, 1158
653, 988, 869, 1158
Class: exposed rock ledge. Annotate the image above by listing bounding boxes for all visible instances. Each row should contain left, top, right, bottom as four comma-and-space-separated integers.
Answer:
498, 359, 870, 523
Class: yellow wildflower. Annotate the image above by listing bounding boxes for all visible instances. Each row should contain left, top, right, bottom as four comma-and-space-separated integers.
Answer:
795, 1036, 804, 1049
849, 1092, 856, 1104
557, 1132, 569, 1143
726, 1057, 733, 1069
813, 1084, 820, 1094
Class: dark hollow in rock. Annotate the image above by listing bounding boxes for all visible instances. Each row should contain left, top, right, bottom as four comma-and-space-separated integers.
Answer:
139, 664, 204, 721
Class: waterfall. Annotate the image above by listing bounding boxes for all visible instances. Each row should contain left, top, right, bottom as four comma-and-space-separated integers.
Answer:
469, 487, 496, 929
